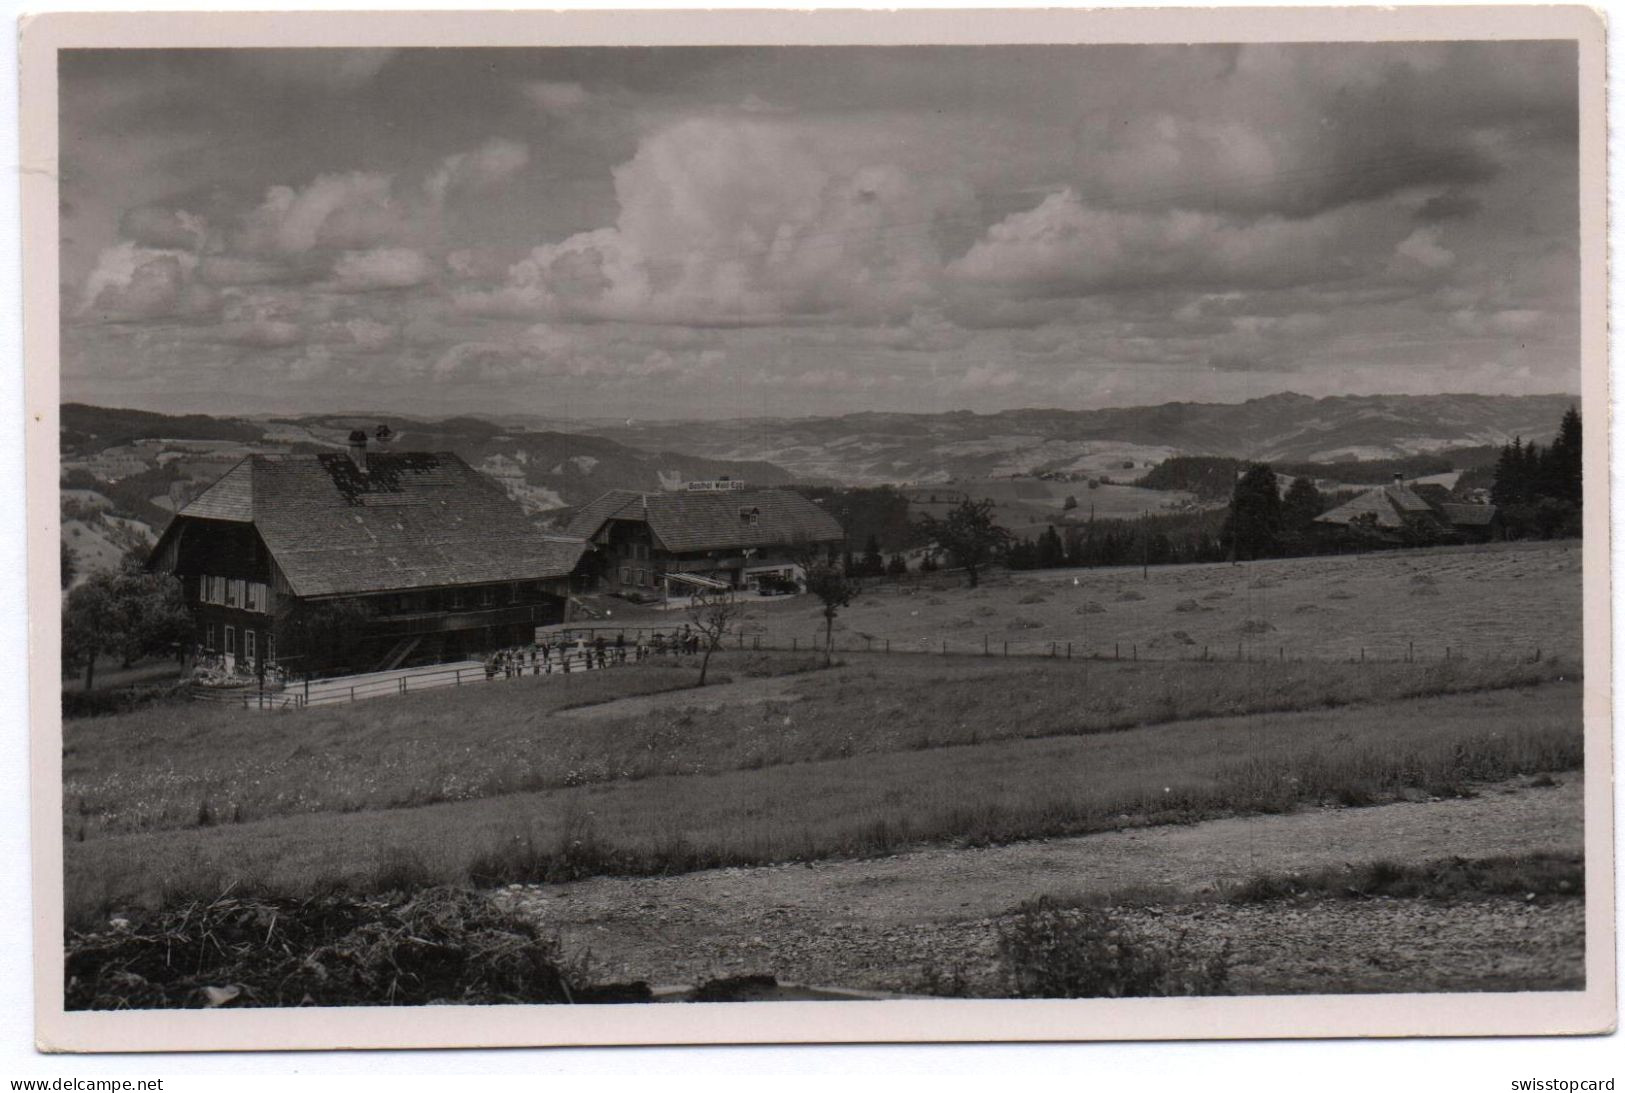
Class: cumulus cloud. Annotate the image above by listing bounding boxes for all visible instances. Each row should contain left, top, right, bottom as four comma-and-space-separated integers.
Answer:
957, 362, 1024, 392
1450, 307, 1546, 337
951, 189, 1347, 298
231, 50, 397, 93
1390, 226, 1456, 278
424, 138, 531, 205
328, 247, 437, 292
212, 319, 305, 348
118, 206, 207, 250
78, 243, 214, 321
236, 172, 401, 256
525, 81, 589, 116
457, 116, 974, 326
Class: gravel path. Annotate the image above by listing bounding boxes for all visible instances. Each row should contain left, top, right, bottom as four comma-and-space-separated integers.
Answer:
498, 776, 1583, 994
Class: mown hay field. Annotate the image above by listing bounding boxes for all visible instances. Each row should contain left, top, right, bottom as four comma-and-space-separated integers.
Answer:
737, 539, 1583, 662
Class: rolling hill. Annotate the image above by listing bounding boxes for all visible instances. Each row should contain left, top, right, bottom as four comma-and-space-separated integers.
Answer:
554, 393, 1576, 485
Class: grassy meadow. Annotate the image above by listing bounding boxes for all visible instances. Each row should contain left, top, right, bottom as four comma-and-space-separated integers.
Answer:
736, 539, 1583, 662
65, 652, 1569, 842
66, 674, 1581, 923
62, 537, 1587, 941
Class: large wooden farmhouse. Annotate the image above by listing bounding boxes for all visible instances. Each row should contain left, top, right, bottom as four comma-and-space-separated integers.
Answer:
1315, 475, 1500, 543
567, 483, 845, 597
147, 431, 587, 675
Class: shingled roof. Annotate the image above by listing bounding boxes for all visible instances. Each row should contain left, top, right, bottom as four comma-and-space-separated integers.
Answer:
567, 488, 844, 553
1316, 480, 1496, 532
162, 452, 587, 598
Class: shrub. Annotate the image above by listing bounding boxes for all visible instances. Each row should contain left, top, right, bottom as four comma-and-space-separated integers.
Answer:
998, 899, 1228, 998
63, 680, 191, 720
1017, 592, 1048, 605
64, 886, 644, 1008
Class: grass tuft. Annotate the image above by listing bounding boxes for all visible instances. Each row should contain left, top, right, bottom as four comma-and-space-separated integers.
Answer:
998, 897, 1229, 998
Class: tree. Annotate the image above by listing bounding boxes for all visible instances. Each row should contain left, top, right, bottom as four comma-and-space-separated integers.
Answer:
61, 557, 191, 688
860, 534, 885, 578
687, 588, 747, 687
885, 553, 908, 578
1280, 476, 1324, 551
1036, 524, 1066, 569
1223, 464, 1284, 561
1549, 406, 1583, 506
1062, 495, 1079, 511
62, 575, 121, 690
918, 498, 1013, 588
804, 563, 857, 667
1491, 410, 1583, 538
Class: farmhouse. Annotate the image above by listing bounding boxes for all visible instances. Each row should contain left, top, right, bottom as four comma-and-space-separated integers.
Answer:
567, 483, 845, 597
147, 431, 587, 676
1315, 475, 1500, 543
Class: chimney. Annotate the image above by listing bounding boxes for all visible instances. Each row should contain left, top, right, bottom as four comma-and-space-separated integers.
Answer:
1393, 473, 1405, 486
347, 429, 368, 473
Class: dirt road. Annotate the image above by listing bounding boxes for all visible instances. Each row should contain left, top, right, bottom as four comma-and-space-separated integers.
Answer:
499, 776, 1584, 994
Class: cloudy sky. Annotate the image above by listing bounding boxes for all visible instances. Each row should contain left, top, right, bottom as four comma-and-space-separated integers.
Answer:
59, 43, 1579, 420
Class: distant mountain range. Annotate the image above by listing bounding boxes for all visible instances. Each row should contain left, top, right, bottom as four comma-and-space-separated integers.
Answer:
59, 405, 794, 522
538, 392, 1578, 485
62, 392, 1577, 506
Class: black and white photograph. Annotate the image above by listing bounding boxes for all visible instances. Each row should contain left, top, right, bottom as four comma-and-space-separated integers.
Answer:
21, 6, 1613, 1052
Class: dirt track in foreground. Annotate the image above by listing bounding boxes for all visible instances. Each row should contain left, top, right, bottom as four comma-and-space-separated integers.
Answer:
499, 776, 1585, 995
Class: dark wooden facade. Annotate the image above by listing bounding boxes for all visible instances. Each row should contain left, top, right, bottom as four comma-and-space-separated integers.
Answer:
148, 439, 587, 676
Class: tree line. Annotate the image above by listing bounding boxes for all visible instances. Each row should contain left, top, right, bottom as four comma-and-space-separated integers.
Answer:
1488, 407, 1582, 539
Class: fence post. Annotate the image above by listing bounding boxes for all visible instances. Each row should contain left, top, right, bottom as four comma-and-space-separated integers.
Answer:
1202, 645, 1208, 661
754, 636, 760, 650
1408, 640, 1414, 663
792, 637, 797, 652
886, 639, 891, 654
1132, 644, 1137, 661
1003, 641, 1008, 657
866, 637, 872, 652
1066, 642, 1072, 659
1115, 642, 1120, 660
400, 677, 406, 695
984, 634, 989, 656
456, 669, 462, 685
942, 639, 946, 655
1360, 648, 1364, 663
350, 686, 355, 702
1279, 646, 1284, 662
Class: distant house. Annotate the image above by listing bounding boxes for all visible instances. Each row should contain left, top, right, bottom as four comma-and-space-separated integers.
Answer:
147, 431, 588, 675
566, 485, 846, 597
1315, 474, 1500, 543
